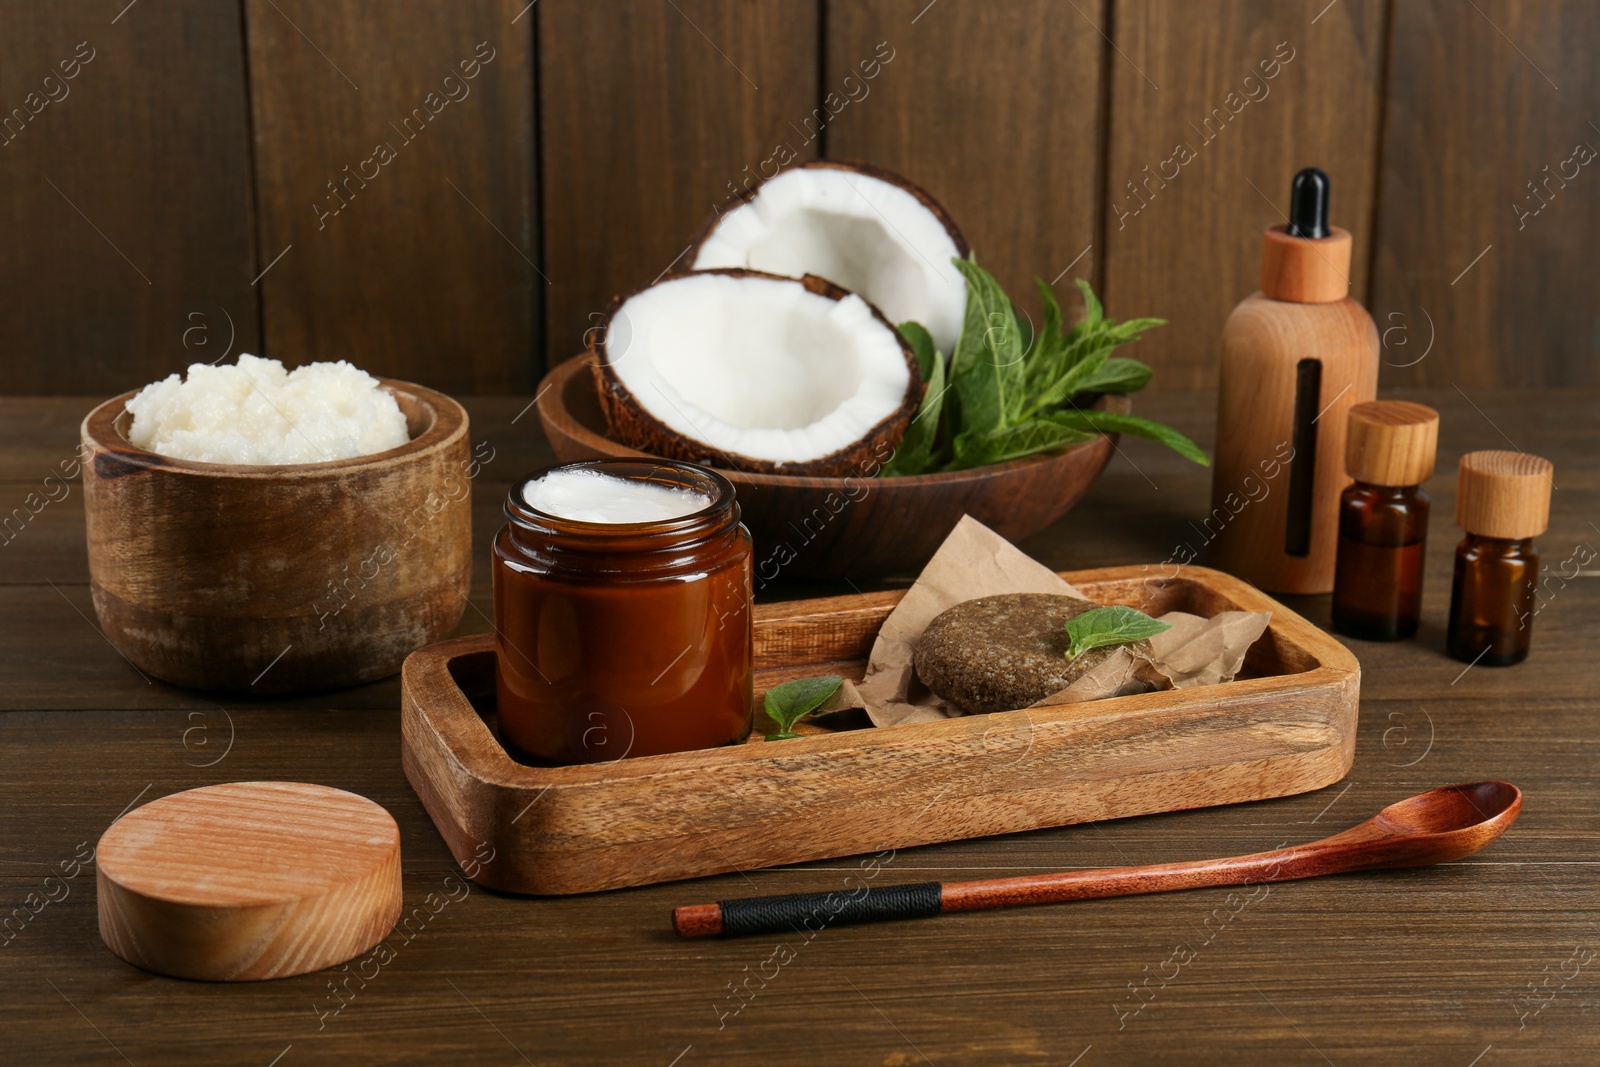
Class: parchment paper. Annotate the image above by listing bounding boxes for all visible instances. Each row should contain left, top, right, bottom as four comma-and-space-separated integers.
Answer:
833, 516, 1271, 726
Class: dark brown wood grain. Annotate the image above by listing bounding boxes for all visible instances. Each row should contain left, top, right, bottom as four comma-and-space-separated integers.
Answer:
537, 0, 819, 365
2, 3, 1598, 398
1371, 0, 1600, 389
1, 389, 1598, 1065
1102, 0, 1389, 391
245, 0, 537, 392
824, 0, 1105, 322
0, 0, 259, 395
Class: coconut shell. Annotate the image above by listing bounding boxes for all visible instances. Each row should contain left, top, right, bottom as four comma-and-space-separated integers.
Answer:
913, 593, 1151, 714
684, 159, 971, 267
591, 268, 922, 477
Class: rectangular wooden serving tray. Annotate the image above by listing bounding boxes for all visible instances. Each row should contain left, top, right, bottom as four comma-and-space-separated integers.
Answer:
401, 565, 1359, 895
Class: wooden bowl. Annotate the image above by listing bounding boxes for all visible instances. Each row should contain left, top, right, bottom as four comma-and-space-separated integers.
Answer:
81, 381, 472, 692
536, 355, 1125, 580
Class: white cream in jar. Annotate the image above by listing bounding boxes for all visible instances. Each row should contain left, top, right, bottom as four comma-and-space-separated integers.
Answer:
523, 468, 711, 524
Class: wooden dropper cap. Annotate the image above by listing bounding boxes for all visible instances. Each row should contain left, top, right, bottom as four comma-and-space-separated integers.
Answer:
1345, 401, 1439, 486
1260, 168, 1351, 303
1455, 450, 1553, 540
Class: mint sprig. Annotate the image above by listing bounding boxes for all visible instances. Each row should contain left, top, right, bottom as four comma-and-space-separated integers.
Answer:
883, 259, 1207, 475
1063, 605, 1172, 662
762, 675, 844, 741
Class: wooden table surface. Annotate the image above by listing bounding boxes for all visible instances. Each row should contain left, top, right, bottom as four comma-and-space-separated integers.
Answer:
2, 388, 1596, 1066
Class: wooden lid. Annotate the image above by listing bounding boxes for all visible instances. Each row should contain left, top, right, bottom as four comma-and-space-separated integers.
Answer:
1345, 401, 1439, 485
96, 782, 402, 981
1260, 225, 1352, 303
1455, 451, 1553, 539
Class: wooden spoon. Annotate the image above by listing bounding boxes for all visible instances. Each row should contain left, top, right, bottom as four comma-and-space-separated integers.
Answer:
672, 781, 1521, 939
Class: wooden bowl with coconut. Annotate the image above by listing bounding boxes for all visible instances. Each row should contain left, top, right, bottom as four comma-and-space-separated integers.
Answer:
538, 161, 1203, 581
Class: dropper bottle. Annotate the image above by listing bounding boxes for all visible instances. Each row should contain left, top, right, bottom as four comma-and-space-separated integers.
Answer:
1210, 167, 1379, 594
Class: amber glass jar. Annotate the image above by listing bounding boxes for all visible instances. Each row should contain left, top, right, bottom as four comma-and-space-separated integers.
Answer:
1446, 534, 1538, 666
1332, 482, 1429, 640
1446, 450, 1552, 668
1330, 401, 1438, 642
493, 459, 753, 763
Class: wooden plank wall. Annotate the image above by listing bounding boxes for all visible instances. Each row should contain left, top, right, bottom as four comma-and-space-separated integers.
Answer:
0, 0, 259, 392
0, 0, 1594, 396
245, 0, 537, 393
1103, 0, 1388, 390
825, 0, 1105, 324
1372, 0, 1600, 390
539, 0, 819, 364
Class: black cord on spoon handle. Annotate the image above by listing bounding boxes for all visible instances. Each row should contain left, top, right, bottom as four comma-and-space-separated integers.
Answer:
675, 882, 943, 938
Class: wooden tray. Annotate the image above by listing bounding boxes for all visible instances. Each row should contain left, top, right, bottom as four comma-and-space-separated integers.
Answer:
401, 566, 1359, 895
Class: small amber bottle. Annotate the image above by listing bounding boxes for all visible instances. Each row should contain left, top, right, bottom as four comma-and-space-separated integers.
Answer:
1446, 450, 1553, 667
1331, 401, 1439, 640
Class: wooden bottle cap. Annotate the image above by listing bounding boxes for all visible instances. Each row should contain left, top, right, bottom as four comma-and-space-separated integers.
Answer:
1455, 450, 1553, 540
97, 782, 402, 981
1344, 401, 1439, 485
1260, 225, 1352, 303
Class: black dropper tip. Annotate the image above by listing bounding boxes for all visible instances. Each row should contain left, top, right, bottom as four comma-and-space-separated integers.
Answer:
1286, 167, 1330, 239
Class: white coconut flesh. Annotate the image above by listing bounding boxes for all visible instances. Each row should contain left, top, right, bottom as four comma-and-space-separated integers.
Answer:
691, 167, 967, 355
606, 273, 910, 466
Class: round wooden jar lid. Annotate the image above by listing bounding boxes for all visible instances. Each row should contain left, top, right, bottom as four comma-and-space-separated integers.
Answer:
1455, 450, 1553, 540
1345, 400, 1439, 485
97, 782, 402, 981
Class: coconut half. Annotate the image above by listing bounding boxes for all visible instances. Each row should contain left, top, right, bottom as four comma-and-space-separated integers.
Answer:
593, 270, 920, 476
688, 161, 970, 356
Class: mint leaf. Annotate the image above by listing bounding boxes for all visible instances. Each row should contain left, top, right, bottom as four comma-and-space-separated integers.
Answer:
1076, 357, 1153, 394
1034, 278, 1066, 366
899, 320, 939, 382
1022, 342, 1112, 417
882, 324, 947, 477
763, 675, 844, 740
1012, 298, 1034, 360
1044, 409, 1210, 466
1063, 606, 1172, 661
950, 257, 1027, 434
1072, 277, 1104, 332
931, 377, 962, 469
949, 418, 1093, 470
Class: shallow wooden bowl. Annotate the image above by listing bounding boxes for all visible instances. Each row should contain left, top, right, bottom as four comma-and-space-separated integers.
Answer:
81, 381, 473, 693
536, 355, 1127, 579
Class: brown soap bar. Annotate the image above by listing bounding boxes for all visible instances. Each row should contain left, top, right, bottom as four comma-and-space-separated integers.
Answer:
914, 593, 1145, 714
